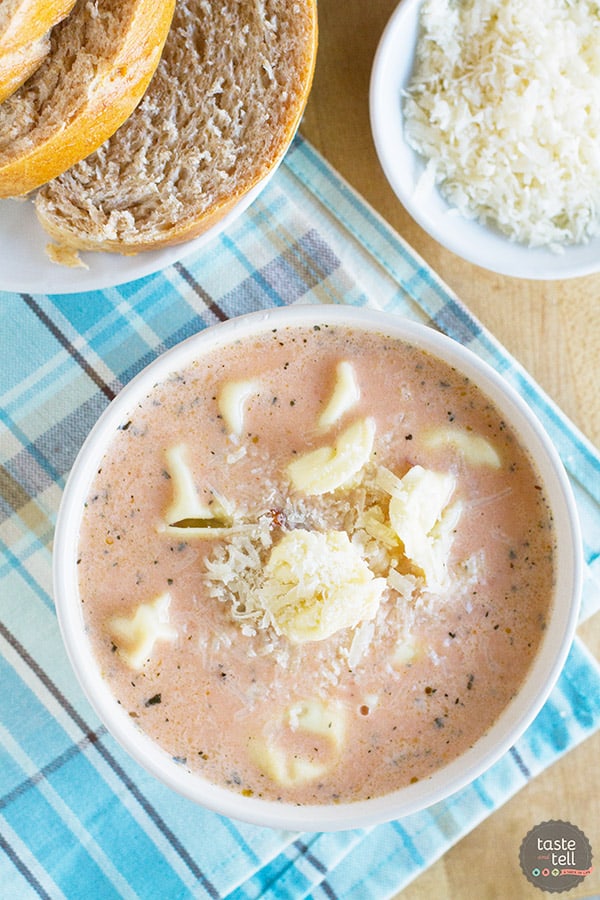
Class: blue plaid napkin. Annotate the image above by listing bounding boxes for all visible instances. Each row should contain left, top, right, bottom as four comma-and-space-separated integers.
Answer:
1, 135, 599, 899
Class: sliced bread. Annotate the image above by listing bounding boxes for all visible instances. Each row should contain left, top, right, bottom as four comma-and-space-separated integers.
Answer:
35, 0, 318, 254
0, 0, 176, 198
0, 36, 49, 105
0, 0, 78, 103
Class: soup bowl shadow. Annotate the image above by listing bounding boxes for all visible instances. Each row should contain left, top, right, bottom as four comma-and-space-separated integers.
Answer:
53, 304, 582, 832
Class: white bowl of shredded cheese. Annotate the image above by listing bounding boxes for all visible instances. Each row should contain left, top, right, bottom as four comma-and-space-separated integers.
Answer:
370, 0, 600, 279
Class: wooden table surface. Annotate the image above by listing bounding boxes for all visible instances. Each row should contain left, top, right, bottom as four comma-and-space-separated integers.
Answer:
299, 1, 600, 896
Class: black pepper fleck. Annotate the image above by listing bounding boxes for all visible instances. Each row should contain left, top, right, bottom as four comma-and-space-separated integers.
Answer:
145, 693, 162, 707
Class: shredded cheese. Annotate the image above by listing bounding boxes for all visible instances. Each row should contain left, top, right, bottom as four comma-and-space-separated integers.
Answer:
404, 0, 600, 247
259, 529, 386, 643
204, 462, 462, 657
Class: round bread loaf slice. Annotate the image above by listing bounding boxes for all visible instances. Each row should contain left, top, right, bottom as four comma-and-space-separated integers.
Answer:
35, 0, 318, 254
0, 0, 78, 103
0, 0, 176, 198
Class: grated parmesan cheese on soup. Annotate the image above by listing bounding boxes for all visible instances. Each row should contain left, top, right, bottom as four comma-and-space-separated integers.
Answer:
403, 0, 600, 248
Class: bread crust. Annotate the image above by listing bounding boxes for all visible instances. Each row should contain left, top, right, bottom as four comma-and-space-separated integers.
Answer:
38, 186, 264, 255
0, 37, 48, 104
0, 0, 78, 102
0, 0, 76, 50
36, 0, 319, 254
0, 0, 176, 198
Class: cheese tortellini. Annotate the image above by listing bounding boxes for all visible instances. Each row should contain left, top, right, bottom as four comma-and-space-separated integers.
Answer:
259, 529, 386, 643
287, 417, 376, 495
107, 592, 177, 670
248, 699, 346, 787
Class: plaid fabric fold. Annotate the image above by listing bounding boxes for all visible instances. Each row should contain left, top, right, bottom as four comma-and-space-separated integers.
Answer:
1, 136, 599, 899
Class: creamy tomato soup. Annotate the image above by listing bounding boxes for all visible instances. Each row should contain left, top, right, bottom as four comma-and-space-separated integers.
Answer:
78, 323, 555, 804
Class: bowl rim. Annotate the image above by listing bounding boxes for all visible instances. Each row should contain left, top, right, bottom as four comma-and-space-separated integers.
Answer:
369, 0, 600, 280
53, 304, 583, 831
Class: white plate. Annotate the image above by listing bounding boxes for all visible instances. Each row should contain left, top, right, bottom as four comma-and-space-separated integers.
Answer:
0, 174, 271, 296
369, 0, 600, 280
